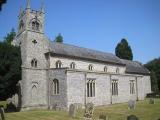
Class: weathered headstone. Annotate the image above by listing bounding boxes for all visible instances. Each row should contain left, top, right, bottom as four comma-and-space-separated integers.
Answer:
99, 114, 108, 120
127, 115, 139, 120
74, 103, 82, 110
128, 100, 136, 110
0, 106, 5, 120
84, 103, 94, 119
149, 98, 155, 104
52, 104, 60, 111
69, 104, 76, 118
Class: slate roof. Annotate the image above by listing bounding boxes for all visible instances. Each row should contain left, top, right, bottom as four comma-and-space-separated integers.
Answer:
48, 42, 150, 75
121, 59, 150, 75
49, 42, 124, 65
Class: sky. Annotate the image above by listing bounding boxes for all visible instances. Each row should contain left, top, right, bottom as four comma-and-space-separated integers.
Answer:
0, 0, 160, 64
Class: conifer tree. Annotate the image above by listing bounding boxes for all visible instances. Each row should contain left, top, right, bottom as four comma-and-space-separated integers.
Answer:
115, 38, 133, 60
54, 33, 63, 43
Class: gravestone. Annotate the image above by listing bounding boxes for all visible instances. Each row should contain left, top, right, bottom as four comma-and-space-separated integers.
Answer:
149, 98, 155, 104
99, 114, 109, 120
128, 100, 136, 110
69, 104, 76, 118
52, 104, 60, 111
74, 103, 82, 110
84, 103, 94, 119
0, 106, 5, 120
127, 115, 139, 120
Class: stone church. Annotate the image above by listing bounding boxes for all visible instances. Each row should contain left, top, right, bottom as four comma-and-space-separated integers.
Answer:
13, 0, 151, 110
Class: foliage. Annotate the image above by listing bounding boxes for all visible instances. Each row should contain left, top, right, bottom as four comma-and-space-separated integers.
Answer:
115, 38, 133, 60
145, 58, 160, 92
4, 99, 160, 120
0, 101, 7, 109
54, 33, 63, 43
0, 0, 7, 11
4, 28, 16, 45
0, 30, 21, 100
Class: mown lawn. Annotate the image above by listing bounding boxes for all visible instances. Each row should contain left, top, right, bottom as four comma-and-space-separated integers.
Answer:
4, 98, 160, 120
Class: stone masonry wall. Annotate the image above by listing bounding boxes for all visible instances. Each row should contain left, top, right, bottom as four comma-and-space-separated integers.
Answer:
49, 69, 68, 110
49, 56, 126, 74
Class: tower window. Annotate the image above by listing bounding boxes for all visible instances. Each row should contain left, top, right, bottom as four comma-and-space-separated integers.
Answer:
87, 79, 95, 97
32, 39, 37, 45
55, 60, 62, 68
19, 20, 24, 31
52, 79, 59, 95
88, 64, 93, 71
32, 21, 39, 31
70, 62, 76, 69
31, 59, 37, 68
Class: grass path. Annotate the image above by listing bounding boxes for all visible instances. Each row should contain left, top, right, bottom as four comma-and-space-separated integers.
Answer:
4, 99, 160, 120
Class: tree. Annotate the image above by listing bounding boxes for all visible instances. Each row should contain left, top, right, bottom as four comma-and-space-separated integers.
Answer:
0, 30, 21, 100
150, 71, 159, 92
145, 58, 160, 92
0, 0, 7, 11
54, 33, 63, 43
4, 28, 16, 45
115, 38, 133, 60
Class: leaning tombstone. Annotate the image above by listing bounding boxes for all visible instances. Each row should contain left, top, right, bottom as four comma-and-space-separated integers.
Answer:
69, 104, 76, 118
149, 98, 155, 104
0, 106, 5, 120
99, 114, 109, 120
127, 115, 139, 120
128, 100, 136, 110
84, 103, 94, 119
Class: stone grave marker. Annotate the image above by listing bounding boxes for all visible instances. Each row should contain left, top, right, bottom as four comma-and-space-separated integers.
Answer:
149, 98, 155, 104
84, 103, 94, 119
0, 106, 5, 120
69, 104, 76, 118
127, 115, 139, 120
128, 100, 136, 110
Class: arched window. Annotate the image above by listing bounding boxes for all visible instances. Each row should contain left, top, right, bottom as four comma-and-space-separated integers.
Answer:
88, 64, 93, 71
116, 68, 119, 74
52, 79, 59, 95
19, 20, 24, 31
87, 79, 95, 97
70, 62, 76, 69
31, 59, 37, 68
32, 21, 39, 30
55, 60, 62, 68
104, 66, 108, 72
31, 83, 38, 103
111, 80, 118, 95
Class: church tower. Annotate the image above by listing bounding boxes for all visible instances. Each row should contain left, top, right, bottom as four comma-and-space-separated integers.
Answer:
15, 0, 49, 110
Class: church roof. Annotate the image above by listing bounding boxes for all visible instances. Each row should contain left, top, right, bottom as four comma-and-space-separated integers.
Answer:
49, 42, 125, 66
48, 42, 150, 75
121, 59, 150, 75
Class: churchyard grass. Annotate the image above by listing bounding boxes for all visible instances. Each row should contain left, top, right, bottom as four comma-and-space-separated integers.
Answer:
4, 98, 160, 120
0, 101, 7, 109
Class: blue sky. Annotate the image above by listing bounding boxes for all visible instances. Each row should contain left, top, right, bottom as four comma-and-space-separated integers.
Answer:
0, 0, 160, 64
